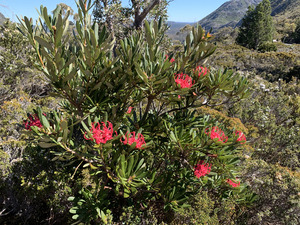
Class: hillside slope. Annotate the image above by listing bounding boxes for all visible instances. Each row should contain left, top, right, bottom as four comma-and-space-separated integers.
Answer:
271, 0, 300, 19
198, 0, 300, 32
270, 0, 300, 39
198, 0, 262, 31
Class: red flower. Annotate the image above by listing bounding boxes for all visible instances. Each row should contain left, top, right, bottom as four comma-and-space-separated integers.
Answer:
226, 179, 240, 188
24, 114, 43, 130
205, 126, 228, 143
121, 132, 146, 149
234, 130, 246, 144
194, 161, 211, 178
175, 73, 194, 88
195, 66, 208, 77
84, 121, 114, 144
127, 107, 133, 114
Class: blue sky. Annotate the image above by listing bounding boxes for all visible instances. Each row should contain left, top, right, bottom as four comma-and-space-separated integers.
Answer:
0, 0, 228, 23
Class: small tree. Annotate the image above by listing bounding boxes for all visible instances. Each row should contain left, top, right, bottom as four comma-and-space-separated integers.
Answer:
293, 19, 300, 43
93, 0, 171, 40
93, 0, 128, 39
236, 5, 256, 49
236, 0, 274, 49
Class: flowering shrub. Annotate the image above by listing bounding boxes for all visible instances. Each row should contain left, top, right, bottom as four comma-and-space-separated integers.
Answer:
84, 122, 114, 144
121, 131, 146, 149
18, 3, 253, 224
23, 114, 43, 130
194, 161, 211, 178
205, 126, 228, 143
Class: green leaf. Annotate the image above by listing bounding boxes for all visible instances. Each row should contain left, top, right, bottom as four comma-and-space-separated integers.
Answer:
37, 108, 50, 129
90, 29, 97, 49
67, 196, 75, 201
124, 190, 130, 198
72, 214, 79, 219
61, 120, 68, 143
144, 20, 153, 47
35, 36, 53, 51
41, 7, 51, 29
135, 63, 148, 83
38, 142, 57, 148
52, 4, 61, 20
24, 17, 33, 34
55, 15, 63, 46
89, 106, 97, 113
134, 158, 145, 173
100, 210, 108, 224
170, 131, 177, 142
61, 120, 68, 130
120, 154, 127, 176
126, 155, 135, 176
81, 121, 91, 133
62, 67, 77, 82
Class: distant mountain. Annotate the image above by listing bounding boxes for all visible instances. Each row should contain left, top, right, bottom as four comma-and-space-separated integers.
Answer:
167, 21, 194, 29
166, 21, 195, 41
167, 21, 194, 35
198, 0, 263, 31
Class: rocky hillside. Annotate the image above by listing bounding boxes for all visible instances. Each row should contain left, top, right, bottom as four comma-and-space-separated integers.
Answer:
197, 0, 300, 32
271, 0, 300, 19
198, 0, 262, 31
270, 0, 300, 38
167, 0, 300, 41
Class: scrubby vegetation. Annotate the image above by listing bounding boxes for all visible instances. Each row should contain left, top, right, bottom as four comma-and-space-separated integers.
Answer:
0, 0, 299, 224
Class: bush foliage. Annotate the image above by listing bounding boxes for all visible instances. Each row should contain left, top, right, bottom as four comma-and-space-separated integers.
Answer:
0, 1, 299, 224
11, 1, 254, 223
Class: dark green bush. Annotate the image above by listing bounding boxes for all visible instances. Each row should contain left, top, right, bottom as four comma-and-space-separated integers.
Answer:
12, 2, 253, 224
282, 65, 300, 82
257, 42, 277, 53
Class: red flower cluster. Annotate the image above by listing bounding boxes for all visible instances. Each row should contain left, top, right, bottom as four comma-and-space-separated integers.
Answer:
205, 126, 228, 143
84, 121, 114, 144
165, 55, 175, 63
84, 121, 147, 149
194, 161, 211, 178
126, 106, 133, 114
195, 66, 208, 77
175, 73, 194, 89
235, 130, 246, 144
24, 114, 43, 131
226, 179, 240, 188
121, 132, 146, 149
